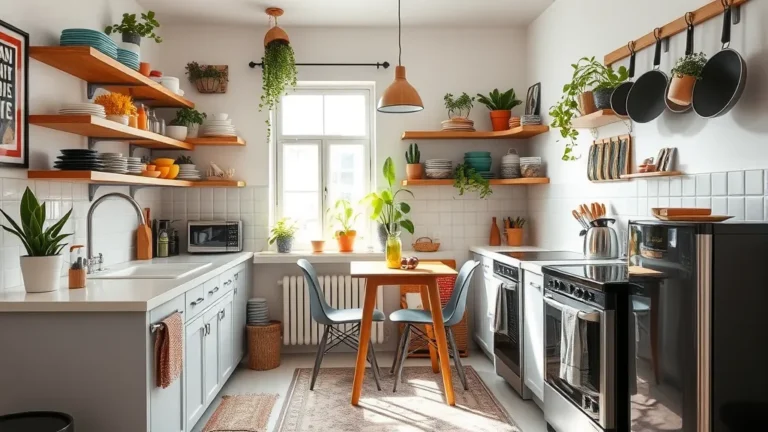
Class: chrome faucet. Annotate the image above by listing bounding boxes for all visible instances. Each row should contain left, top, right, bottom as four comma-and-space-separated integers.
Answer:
86, 193, 147, 274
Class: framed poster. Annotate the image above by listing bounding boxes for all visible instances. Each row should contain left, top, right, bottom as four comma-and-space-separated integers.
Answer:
0, 20, 28, 168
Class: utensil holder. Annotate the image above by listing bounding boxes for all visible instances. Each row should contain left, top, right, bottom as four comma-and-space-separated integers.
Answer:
505, 228, 523, 246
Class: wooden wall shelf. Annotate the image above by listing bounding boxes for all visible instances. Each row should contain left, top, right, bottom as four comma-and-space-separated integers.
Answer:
620, 171, 683, 179
190, 180, 246, 187
571, 110, 627, 129
186, 137, 246, 146
402, 178, 550, 186
30, 46, 194, 108
401, 125, 549, 140
28, 170, 193, 187
30, 115, 193, 150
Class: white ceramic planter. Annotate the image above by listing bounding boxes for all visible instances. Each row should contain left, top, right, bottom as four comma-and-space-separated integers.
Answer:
166, 125, 188, 141
21, 255, 64, 293
106, 114, 129, 125
187, 123, 200, 138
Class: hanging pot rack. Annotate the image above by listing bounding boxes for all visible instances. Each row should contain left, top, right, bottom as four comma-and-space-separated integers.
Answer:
249, 61, 390, 69
604, 0, 748, 66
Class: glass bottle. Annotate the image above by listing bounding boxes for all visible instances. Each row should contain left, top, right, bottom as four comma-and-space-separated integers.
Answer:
386, 231, 402, 269
147, 108, 159, 133
137, 104, 147, 130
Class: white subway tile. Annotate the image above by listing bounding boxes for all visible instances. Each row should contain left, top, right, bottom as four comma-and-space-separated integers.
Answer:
658, 178, 670, 197
682, 197, 696, 208
696, 197, 711, 209
452, 213, 465, 225
637, 180, 648, 197
745, 170, 764, 195
637, 198, 648, 216
35, 181, 50, 200
60, 183, 72, 200
464, 212, 477, 225
669, 178, 682, 197
727, 171, 745, 195
765, 198, 768, 221
658, 197, 669, 207
426, 200, 441, 212
669, 197, 682, 207
745, 197, 763, 221
711, 197, 727, 215
696, 174, 711, 196
439, 213, 452, 226
682, 176, 696, 197
728, 197, 745, 220
647, 180, 659, 197
451, 225, 465, 238
711, 173, 727, 196
438, 200, 451, 213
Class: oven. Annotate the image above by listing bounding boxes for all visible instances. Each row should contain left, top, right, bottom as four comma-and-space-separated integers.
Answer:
187, 221, 243, 253
492, 260, 531, 399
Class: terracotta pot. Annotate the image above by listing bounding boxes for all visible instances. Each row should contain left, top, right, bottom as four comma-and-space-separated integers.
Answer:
139, 62, 151, 76
337, 231, 357, 253
577, 91, 597, 115
506, 228, 524, 247
668, 75, 696, 106
489, 110, 512, 131
406, 163, 423, 180
311, 240, 325, 253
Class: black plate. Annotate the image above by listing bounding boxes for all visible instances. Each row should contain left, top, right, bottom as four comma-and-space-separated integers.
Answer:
60, 149, 98, 155
54, 163, 105, 168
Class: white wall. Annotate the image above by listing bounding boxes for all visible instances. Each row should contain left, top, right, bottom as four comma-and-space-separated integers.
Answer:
526, 0, 768, 251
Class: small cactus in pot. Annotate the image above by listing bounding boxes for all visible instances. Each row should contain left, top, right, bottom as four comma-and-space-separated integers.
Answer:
405, 143, 423, 180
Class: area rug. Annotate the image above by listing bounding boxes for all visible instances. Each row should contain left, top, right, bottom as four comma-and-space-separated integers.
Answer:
275, 366, 520, 432
203, 394, 278, 432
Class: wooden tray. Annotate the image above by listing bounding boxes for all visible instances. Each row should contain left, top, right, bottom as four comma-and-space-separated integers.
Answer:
652, 208, 711, 217
652, 214, 733, 222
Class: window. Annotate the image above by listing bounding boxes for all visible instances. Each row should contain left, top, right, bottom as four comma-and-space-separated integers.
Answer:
275, 84, 373, 246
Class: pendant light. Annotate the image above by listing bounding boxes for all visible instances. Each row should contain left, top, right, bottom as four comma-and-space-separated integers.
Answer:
377, 0, 424, 113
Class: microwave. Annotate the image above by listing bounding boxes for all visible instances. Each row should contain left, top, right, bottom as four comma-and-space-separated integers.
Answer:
187, 221, 243, 253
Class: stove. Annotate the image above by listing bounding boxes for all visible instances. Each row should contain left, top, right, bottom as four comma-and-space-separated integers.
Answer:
499, 251, 587, 261
544, 264, 631, 290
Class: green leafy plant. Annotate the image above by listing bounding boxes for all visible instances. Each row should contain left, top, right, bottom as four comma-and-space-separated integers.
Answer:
259, 42, 298, 143
0, 188, 73, 256
327, 199, 360, 237
476, 88, 523, 111
671, 52, 707, 79
454, 164, 492, 199
405, 143, 420, 164
185, 62, 225, 82
171, 108, 206, 127
104, 11, 162, 43
268, 218, 298, 245
175, 155, 194, 165
550, 57, 628, 161
508, 217, 526, 228
443, 92, 475, 118
361, 157, 414, 236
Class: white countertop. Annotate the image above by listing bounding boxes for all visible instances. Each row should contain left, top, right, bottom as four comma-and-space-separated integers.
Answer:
469, 245, 623, 271
253, 250, 460, 264
0, 252, 253, 313
520, 259, 625, 274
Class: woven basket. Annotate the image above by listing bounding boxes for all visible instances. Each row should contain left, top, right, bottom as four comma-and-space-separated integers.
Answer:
247, 321, 282, 371
411, 237, 440, 252
195, 77, 223, 93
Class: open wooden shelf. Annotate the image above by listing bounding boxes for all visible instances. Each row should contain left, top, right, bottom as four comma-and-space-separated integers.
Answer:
571, 110, 627, 129
28, 170, 193, 187
30, 115, 194, 150
620, 171, 683, 179
186, 137, 246, 146
30, 46, 194, 108
590, 178, 630, 183
402, 178, 550, 186
190, 180, 246, 187
401, 125, 549, 140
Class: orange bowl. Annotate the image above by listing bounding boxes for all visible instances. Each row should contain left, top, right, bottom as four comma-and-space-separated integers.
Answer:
145, 164, 156, 172
167, 164, 180, 180
157, 166, 171, 179
154, 158, 175, 167
141, 170, 161, 178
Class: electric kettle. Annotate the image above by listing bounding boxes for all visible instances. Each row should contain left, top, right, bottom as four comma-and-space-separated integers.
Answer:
582, 218, 620, 259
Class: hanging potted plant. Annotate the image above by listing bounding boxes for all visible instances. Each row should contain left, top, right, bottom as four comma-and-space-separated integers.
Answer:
476, 88, 523, 131
171, 108, 206, 138
259, 8, 298, 143
361, 157, 415, 257
0, 188, 73, 293
442, 92, 476, 131
668, 52, 707, 106
185, 62, 228, 94
327, 199, 361, 253
104, 11, 162, 49
405, 143, 422, 180
268, 218, 298, 253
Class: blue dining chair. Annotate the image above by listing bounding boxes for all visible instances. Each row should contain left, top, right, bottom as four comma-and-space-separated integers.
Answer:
297, 259, 383, 391
389, 260, 480, 392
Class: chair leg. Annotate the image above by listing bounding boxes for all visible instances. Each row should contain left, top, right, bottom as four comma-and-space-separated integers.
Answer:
369, 342, 381, 375
447, 327, 468, 390
391, 325, 409, 374
393, 324, 412, 392
310, 325, 330, 391
367, 342, 382, 391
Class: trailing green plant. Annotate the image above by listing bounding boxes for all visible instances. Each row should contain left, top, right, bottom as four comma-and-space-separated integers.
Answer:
327, 199, 360, 237
268, 218, 298, 245
550, 56, 628, 161
185, 62, 225, 82
175, 155, 194, 165
405, 143, 420, 164
171, 108, 206, 126
476, 88, 522, 111
443, 92, 475, 118
259, 41, 298, 143
104, 11, 162, 43
0, 188, 73, 256
671, 52, 707, 79
454, 164, 492, 199
361, 157, 414, 236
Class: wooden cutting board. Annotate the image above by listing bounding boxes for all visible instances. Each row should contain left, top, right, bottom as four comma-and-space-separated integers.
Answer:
653, 214, 733, 222
628, 266, 663, 276
652, 207, 712, 216
136, 224, 152, 260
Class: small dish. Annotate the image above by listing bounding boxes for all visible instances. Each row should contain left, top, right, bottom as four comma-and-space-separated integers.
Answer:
211, 113, 229, 121
153, 158, 175, 167
157, 166, 171, 179
145, 164, 156, 172
141, 170, 161, 178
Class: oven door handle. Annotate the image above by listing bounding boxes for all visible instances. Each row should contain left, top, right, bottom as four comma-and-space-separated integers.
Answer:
544, 294, 601, 323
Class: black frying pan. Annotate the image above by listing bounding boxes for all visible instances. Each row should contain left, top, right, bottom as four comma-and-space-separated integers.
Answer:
610, 42, 636, 116
665, 13, 695, 113
692, 1, 747, 118
627, 28, 669, 123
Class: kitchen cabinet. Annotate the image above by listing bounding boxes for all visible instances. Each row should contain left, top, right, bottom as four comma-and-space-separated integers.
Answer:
217, 293, 235, 382
233, 267, 248, 362
203, 306, 220, 404
185, 314, 206, 430
523, 269, 544, 400
472, 253, 495, 359
150, 295, 185, 432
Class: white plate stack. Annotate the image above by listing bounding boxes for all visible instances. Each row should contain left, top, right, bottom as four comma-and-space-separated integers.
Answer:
98, 153, 128, 174
247, 298, 270, 325
126, 157, 143, 175
201, 114, 236, 137
425, 159, 454, 179
59, 103, 106, 118
177, 164, 201, 181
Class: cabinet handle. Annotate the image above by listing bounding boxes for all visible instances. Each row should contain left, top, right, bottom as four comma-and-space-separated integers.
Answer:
190, 297, 204, 306
224, 280, 232, 286
219, 310, 226, 320
234, 287, 238, 295
235, 274, 239, 280
203, 323, 209, 336
208, 286, 219, 295
529, 282, 541, 291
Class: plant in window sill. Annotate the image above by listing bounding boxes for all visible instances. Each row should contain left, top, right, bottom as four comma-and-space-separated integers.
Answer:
327, 199, 361, 253
361, 157, 415, 251
268, 217, 298, 253
453, 163, 492, 199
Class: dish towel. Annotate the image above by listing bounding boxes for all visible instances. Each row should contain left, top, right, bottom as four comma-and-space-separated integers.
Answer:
155, 312, 183, 388
559, 304, 588, 387
492, 281, 506, 332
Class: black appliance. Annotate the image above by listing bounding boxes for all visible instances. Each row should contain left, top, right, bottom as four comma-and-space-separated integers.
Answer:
187, 221, 243, 253
498, 251, 587, 261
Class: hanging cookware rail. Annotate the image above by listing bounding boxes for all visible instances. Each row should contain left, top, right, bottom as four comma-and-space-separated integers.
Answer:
610, 41, 636, 116
665, 12, 696, 113
692, 0, 747, 118
248, 61, 390, 69
603, 0, 748, 67
626, 28, 669, 124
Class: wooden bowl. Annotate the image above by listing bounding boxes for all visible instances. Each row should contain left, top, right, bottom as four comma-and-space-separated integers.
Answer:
141, 170, 161, 178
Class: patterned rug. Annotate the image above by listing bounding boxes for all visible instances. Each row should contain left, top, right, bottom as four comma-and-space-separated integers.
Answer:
275, 366, 521, 432
203, 394, 278, 432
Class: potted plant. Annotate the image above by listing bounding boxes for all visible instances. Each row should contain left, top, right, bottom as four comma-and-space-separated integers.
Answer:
268, 218, 298, 253
454, 164, 493, 198
476, 88, 523, 131
0, 188, 73, 293
175, 155, 195, 170
405, 143, 422, 180
93, 92, 136, 125
668, 52, 707, 106
327, 199, 360, 253
171, 108, 206, 138
185, 62, 228, 94
361, 157, 415, 262
505, 217, 526, 246
104, 11, 162, 48
442, 92, 476, 131
259, 39, 298, 143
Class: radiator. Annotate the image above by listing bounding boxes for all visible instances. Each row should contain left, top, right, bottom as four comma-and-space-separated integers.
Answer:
281, 275, 384, 345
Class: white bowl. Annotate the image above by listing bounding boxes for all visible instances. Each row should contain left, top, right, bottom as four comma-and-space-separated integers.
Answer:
211, 113, 229, 121
106, 114, 129, 125
166, 125, 188, 141
160, 77, 180, 93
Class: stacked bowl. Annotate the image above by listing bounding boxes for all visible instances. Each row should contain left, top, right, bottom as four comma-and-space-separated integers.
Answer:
98, 153, 128, 174
464, 151, 495, 179
247, 298, 270, 325
201, 114, 236, 137
177, 164, 202, 181
117, 48, 140, 70
59, 29, 117, 59
501, 149, 521, 179
425, 159, 453, 179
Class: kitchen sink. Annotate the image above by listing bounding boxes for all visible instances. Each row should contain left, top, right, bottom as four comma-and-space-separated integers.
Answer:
89, 262, 213, 279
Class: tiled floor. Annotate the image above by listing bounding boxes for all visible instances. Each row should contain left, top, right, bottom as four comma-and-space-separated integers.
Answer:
193, 351, 547, 432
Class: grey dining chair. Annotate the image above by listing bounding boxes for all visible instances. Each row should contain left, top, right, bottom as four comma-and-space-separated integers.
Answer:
389, 260, 480, 392
297, 259, 383, 391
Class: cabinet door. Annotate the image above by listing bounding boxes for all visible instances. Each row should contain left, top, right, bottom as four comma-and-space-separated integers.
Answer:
472, 254, 492, 358
218, 295, 235, 381
149, 296, 185, 432
185, 316, 206, 430
233, 269, 247, 363
523, 270, 544, 400
203, 309, 220, 404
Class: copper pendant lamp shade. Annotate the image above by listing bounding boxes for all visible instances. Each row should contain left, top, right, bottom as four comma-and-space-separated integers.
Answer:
264, 7, 289, 47
377, 0, 423, 113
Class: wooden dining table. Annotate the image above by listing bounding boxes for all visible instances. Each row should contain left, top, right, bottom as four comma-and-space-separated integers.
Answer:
349, 261, 458, 406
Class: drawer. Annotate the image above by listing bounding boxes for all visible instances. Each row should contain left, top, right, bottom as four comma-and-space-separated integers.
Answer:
204, 275, 225, 304
150, 294, 186, 324
219, 269, 236, 293
524, 270, 543, 292
185, 284, 207, 318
